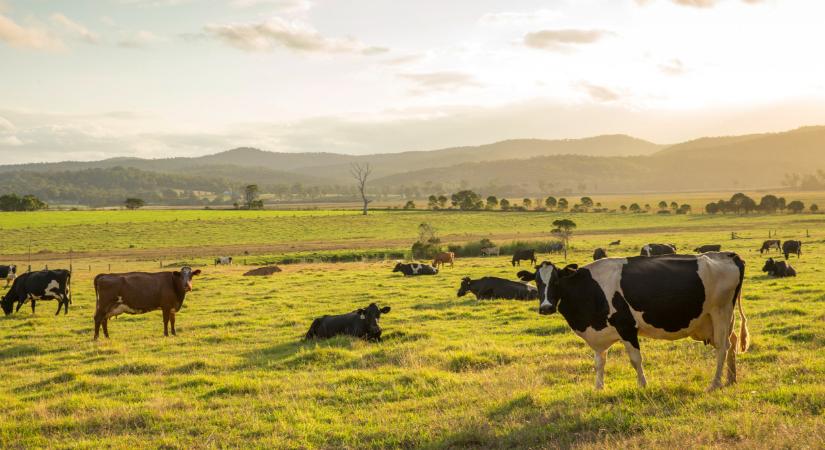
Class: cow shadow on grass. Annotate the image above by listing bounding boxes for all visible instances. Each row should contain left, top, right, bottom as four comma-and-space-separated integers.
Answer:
428, 385, 700, 448
0, 344, 42, 361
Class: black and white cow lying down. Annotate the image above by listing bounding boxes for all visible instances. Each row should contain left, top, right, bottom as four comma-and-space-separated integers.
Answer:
1, 269, 72, 316
520, 253, 749, 391
392, 263, 438, 276
305, 303, 391, 341
457, 276, 538, 300
762, 258, 796, 278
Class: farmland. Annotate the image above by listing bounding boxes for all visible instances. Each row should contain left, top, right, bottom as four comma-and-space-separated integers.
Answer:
0, 209, 824, 448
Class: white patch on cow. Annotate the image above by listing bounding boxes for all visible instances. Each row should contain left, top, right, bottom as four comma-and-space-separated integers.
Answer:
537, 264, 555, 305
584, 258, 628, 316
360, 314, 366, 320
411, 264, 421, 275
540, 298, 551, 309
642, 245, 651, 256
106, 303, 143, 319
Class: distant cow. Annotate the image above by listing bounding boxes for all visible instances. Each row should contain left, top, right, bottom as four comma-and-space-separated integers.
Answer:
782, 240, 802, 260
457, 276, 537, 300
523, 253, 749, 390
480, 247, 500, 257
432, 252, 455, 269
215, 256, 233, 265
762, 258, 796, 278
609, 240, 621, 246
305, 303, 391, 341
0, 265, 17, 286
547, 242, 564, 253
641, 243, 676, 257
593, 248, 608, 261
392, 263, 438, 276
1, 269, 71, 316
695, 245, 722, 253
759, 240, 781, 254
93, 267, 201, 339
512, 249, 537, 267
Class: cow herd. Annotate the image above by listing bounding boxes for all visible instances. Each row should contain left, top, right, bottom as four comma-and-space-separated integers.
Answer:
0, 235, 807, 391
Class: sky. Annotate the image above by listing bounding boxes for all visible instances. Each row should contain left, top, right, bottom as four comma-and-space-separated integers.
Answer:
1, 0, 824, 163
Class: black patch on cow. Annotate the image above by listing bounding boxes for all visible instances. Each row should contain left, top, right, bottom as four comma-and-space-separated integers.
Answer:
557, 269, 610, 333
608, 292, 639, 349
619, 255, 706, 332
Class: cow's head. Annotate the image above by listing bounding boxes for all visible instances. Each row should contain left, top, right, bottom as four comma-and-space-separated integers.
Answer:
762, 258, 776, 273
457, 277, 472, 297
1, 295, 13, 315
173, 266, 201, 292
392, 263, 404, 273
521, 261, 578, 315
357, 303, 391, 340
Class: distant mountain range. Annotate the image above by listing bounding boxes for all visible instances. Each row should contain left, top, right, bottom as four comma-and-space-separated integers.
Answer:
1, 127, 824, 206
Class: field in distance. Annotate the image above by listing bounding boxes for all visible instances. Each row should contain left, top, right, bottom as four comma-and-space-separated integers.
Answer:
0, 208, 823, 448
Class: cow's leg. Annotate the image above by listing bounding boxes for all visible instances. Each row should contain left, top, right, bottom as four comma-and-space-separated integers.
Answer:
162, 309, 170, 337
709, 312, 733, 391
622, 340, 647, 388
94, 315, 102, 340
63, 296, 70, 314
725, 328, 738, 386
30, 299, 36, 314
102, 318, 109, 338
55, 301, 62, 316
594, 348, 608, 390
170, 312, 176, 336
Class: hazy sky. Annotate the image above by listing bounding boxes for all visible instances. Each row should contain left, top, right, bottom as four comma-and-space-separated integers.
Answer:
2, 0, 824, 163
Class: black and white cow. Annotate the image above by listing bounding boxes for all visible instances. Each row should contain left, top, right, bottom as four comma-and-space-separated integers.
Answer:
520, 253, 749, 390
305, 303, 391, 341
1, 269, 72, 316
762, 258, 796, 278
215, 256, 233, 265
392, 262, 438, 276
457, 276, 538, 300
0, 265, 16, 286
782, 240, 802, 260
511, 249, 537, 266
640, 243, 676, 257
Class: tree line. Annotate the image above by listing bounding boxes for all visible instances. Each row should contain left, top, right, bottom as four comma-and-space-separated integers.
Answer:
704, 193, 815, 214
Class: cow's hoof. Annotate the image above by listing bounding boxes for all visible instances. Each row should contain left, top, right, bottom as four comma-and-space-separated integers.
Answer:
706, 382, 723, 392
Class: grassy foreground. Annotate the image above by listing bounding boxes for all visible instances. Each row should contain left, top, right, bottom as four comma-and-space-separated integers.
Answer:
0, 229, 823, 448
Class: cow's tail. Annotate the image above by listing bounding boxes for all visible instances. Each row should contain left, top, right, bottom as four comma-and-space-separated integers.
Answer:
732, 254, 749, 353
67, 271, 72, 305
93, 273, 103, 311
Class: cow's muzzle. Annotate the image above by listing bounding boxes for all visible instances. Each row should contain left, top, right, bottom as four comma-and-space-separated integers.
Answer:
539, 301, 556, 315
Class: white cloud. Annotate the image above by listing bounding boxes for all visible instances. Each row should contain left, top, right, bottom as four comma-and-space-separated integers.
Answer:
399, 71, 481, 94
0, 116, 15, 132
117, 30, 163, 48
205, 17, 386, 54
0, 14, 63, 50
524, 29, 612, 51
51, 13, 99, 44
577, 82, 621, 102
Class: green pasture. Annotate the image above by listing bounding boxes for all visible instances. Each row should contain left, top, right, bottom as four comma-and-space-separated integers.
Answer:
0, 219, 823, 448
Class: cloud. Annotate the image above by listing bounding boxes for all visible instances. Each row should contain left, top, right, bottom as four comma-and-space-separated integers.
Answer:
659, 58, 687, 76
398, 71, 481, 94
381, 53, 425, 66
479, 9, 560, 25
524, 29, 611, 51
577, 82, 621, 102
205, 17, 385, 54
0, 116, 14, 132
0, 14, 63, 50
51, 13, 99, 44
117, 30, 162, 48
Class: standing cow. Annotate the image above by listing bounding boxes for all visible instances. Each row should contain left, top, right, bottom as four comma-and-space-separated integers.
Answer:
93, 267, 201, 339
0, 265, 17, 287
759, 240, 781, 254
782, 240, 802, 260
432, 252, 455, 269
511, 249, 537, 267
521, 253, 748, 391
215, 256, 233, 265
480, 247, 500, 257
1, 269, 72, 316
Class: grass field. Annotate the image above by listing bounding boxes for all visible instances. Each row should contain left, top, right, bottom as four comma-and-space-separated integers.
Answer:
0, 210, 824, 448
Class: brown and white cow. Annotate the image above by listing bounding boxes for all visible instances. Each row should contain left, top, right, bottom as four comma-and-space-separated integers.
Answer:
93, 267, 201, 339
432, 252, 455, 269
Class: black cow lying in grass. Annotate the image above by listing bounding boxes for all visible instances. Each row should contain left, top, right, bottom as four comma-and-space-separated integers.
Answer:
762, 258, 796, 278
457, 276, 538, 300
305, 303, 391, 341
694, 245, 721, 253
392, 263, 438, 276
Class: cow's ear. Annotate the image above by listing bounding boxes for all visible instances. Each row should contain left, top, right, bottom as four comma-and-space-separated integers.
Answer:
192, 269, 202, 276
380, 306, 391, 314
560, 264, 578, 277
517, 271, 534, 282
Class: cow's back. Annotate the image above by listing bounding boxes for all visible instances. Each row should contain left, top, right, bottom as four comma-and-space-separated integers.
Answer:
97, 272, 174, 309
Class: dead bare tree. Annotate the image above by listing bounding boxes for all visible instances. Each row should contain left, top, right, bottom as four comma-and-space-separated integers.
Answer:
350, 162, 372, 215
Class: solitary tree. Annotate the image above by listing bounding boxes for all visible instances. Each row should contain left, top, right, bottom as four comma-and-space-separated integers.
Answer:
522, 198, 532, 209
545, 196, 557, 209
811, 203, 819, 213
486, 195, 499, 210
403, 200, 416, 210
580, 197, 594, 210
557, 198, 569, 211
124, 198, 145, 210
244, 184, 261, 210
500, 198, 511, 211
620, 204, 628, 213
551, 219, 577, 261
437, 195, 448, 209
629, 203, 641, 213
658, 200, 668, 211
787, 200, 805, 213
350, 163, 372, 215
428, 195, 439, 210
